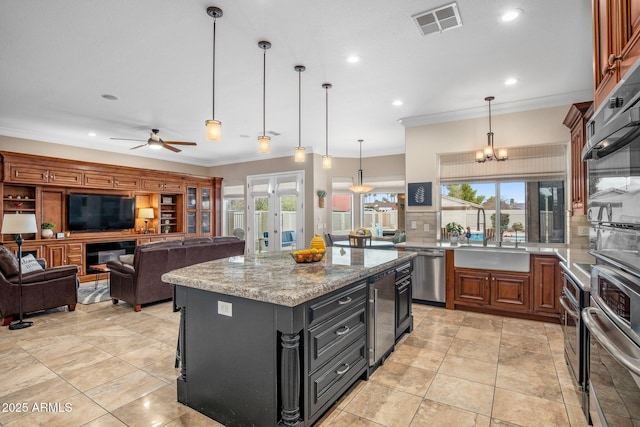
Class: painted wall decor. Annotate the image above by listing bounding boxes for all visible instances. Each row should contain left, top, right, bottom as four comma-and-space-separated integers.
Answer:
407, 182, 432, 206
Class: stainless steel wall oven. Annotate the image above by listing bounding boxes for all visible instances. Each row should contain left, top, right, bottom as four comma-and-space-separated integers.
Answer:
582, 58, 640, 426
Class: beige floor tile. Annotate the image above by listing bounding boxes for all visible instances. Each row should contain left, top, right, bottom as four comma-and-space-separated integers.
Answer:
448, 337, 500, 363
60, 356, 138, 392
492, 388, 570, 427
500, 332, 551, 355
456, 325, 502, 342
496, 364, 563, 403
87, 332, 158, 357
411, 319, 460, 338
162, 410, 227, 426
44, 345, 114, 377
5, 393, 107, 427
424, 373, 494, 416
116, 340, 174, 368
460, 314, 503, 334
498, 345, 557, 376
0, 362, 57, 397
336, 380, 367, 410
142, 355, 180, 384
389, 343, 446, 371
559, 380, 584, 407
490, 419, 524, 426
410, 399, 491, 427
370, 360, 436, 396
426, 308, 467, 325
111, 384, 188, 427
501, 318, 548, 339
0, 376, 80, 425
565, 403, 590, 427
85, 369, 166, 412
344, 382, 423, 427
81, 413, 128, 426
438, 353, 497, 386
320, 410, 387, 426
401, 333, 453, 353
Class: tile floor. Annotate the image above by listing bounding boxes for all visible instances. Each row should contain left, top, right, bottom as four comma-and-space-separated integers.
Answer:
0, 286, 591, 427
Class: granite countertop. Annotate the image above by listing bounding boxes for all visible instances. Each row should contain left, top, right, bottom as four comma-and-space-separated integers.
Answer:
162, 247, 416, 307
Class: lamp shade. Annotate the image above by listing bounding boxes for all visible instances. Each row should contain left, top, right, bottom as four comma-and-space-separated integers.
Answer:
206, 120, 221, 141
138, 208, 155, 219
1, 214, 38, 234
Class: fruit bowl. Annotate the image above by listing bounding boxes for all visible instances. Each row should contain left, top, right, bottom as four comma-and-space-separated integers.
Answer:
291, 249, 324, 263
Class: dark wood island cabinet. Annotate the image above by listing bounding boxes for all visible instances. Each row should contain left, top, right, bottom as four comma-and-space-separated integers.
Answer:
163, 248, 416, 427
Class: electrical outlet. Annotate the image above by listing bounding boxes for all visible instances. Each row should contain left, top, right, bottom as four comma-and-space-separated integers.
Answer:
411, 221, 417, 229
218, 301, 233, 317
423, 224, 429, 232
578, 226, 590, 236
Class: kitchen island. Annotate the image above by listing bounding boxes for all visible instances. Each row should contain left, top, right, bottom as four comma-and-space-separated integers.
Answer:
162, 247, 416, 427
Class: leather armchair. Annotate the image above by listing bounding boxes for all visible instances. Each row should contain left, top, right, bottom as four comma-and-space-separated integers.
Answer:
0, 259, 79, 326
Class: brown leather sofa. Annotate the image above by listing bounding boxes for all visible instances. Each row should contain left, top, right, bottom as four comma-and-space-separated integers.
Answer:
107, 237, 245, 311
0, 250, 78, 326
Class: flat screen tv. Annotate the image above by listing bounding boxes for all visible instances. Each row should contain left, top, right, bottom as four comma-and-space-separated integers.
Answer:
67, 194, 135, 231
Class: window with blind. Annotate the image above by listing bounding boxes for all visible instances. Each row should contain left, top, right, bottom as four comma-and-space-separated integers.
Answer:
439, 144, 567, 244
222, 181, 245, 238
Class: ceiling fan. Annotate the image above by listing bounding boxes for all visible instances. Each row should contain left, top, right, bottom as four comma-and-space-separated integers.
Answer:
110, 129, 197, 153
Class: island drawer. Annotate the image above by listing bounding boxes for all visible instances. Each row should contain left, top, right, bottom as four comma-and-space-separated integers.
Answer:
308, 302, 366, 372
307, 281, 367, 328
308, 337, 368, 417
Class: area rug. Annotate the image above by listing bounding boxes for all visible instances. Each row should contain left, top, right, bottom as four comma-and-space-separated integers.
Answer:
77, 284, 111, 305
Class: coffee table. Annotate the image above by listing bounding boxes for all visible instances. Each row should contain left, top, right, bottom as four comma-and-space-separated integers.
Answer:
89, 263, 111, 289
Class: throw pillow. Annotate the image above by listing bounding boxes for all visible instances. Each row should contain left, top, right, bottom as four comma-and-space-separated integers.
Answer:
119, 254, 134, 265
0, 246, 20, 277
21, 254, 43, 273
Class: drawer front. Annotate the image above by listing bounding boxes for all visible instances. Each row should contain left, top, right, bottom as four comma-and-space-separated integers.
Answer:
308, 303, 366, 372
308, 282, 367, 328
308, 337, 368, 417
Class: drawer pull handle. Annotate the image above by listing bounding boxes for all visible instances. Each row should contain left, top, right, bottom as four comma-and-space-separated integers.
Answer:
338, 297, 352, 305
336, 325, 350, 336
336, 363, 350, 375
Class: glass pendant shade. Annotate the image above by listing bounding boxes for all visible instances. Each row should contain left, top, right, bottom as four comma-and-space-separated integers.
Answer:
322, 155, 332, 169
294, 147, 306, 162
293, 65, 306, 162
475, 96, 508, 163
258, 135, 270, 154
206, 120, 221, 141
348, 139, 374, 193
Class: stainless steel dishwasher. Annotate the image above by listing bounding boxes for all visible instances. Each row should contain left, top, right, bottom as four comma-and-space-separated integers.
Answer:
406, 248, 446, 305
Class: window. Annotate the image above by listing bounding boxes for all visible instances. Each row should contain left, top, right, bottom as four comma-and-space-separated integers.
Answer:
440, 180, 565, 244
439, 144, 566, 244
331, 177, 353, 234
222, 182, 245, 238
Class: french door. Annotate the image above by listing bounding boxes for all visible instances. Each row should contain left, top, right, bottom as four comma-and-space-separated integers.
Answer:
246, 172, 304, 254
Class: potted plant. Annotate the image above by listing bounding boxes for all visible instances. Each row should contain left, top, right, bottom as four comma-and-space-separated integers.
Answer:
41, 222, 55, 239
317, 190, 327, 208
445, 222, 463, 244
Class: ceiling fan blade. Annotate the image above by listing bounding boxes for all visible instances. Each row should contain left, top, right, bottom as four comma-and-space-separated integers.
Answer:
163, 143, 181, 153
164, 141, 197, 146
130, 144, 148, 150
111, 137, 146, 142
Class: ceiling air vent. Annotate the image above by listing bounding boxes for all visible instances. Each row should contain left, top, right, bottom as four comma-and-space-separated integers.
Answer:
413, 2, 462, 36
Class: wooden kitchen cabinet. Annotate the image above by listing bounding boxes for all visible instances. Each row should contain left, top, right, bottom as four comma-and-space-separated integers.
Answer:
490, 272, 530, 312
454, 269, 490, 306
142, 178, 185, 192
532, 255, 562, 316
593, 0, 640, 109
563, 102, 593, 216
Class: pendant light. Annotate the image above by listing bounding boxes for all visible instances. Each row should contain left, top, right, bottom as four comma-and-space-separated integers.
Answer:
322, 83, 332, 169
349, 139, 374, 193
205, 6, 223, 141
258, 40, 272, 154
475, 96, 508, 162
294, 65, 306, 162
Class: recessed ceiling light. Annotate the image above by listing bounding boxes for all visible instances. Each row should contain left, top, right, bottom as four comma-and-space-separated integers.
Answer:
346, 55, 361, 64
101, 94, 119, 101
501, 9, 523, 22
392, 100, 404, 106
504, 77, 518, 86
88, 132, 96, 137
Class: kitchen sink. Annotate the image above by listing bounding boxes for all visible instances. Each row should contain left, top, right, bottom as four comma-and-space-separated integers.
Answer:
454, 246, 530, 272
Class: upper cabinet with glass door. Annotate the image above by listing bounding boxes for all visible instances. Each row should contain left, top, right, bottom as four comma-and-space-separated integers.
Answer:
186, 179, 214, 237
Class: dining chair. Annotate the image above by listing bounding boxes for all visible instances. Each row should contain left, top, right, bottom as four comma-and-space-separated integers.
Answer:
348, 234, 372, 248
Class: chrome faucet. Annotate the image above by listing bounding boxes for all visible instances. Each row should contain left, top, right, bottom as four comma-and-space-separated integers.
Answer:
477, 208, 488, 246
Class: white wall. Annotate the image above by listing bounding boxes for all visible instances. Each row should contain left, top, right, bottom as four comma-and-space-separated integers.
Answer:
404, 105, 572, 242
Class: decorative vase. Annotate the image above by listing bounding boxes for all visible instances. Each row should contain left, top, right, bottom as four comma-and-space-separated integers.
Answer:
449, 235, 459, 245
41, 229, 54, 239
318, 197, 325, 208
310, 234, 326, 251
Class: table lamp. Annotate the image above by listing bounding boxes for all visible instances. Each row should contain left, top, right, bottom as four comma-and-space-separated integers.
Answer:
138, 208, 155, 234
1, 213, 38, 330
